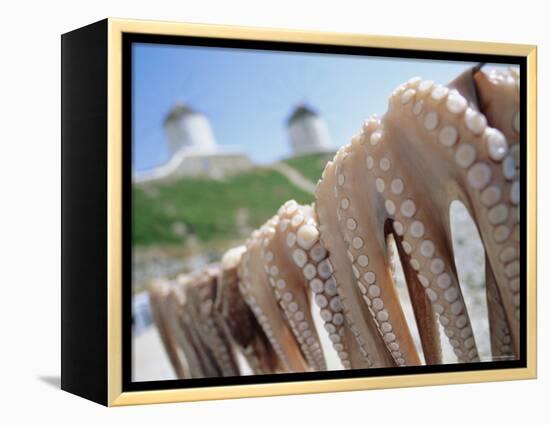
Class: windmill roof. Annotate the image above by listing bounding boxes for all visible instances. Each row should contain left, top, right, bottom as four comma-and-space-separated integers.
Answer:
287, 104, 318, 126
164, 103, 198, 125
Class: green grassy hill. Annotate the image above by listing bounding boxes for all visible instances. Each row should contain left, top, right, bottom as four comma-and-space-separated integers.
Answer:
282, 152, 335, 184
133, 167, 315, 248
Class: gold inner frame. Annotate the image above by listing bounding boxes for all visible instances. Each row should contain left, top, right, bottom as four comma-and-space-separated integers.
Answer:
106, 17, 537, 406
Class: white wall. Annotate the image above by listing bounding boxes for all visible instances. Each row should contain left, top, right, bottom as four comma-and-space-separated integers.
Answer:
165, 113, 218, 154
1, 1, 546, 423
289, 115, 331, 155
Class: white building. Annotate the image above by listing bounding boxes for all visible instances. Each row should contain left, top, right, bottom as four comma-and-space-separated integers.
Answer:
287, 104, 332, 156
134, 104, 252, 183
164, 104, 218, 154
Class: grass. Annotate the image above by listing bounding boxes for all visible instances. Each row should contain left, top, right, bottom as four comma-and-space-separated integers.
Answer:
133, 168, 314, 247
282, 152, 335, 184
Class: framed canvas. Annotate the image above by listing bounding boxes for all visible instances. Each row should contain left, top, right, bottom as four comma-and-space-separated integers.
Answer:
61, 18, 537, 406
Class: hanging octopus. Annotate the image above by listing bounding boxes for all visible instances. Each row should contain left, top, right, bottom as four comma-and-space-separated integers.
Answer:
148, 64, 521, 377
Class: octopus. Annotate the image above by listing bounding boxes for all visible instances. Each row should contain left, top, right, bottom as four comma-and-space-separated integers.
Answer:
148, 64, 521, 378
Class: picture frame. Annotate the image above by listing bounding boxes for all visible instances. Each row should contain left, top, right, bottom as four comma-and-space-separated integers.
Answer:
61, 18, 537, 406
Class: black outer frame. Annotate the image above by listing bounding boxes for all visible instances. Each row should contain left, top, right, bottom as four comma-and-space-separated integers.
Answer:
61, 19, 109, 405
60, 20, 528, 406
122, 34, 527, 392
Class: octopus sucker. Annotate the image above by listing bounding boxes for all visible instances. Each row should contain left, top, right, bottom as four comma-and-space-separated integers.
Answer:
149, 65, 521, 375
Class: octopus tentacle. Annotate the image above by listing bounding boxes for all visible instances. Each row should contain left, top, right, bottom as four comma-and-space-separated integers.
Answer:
316, 148, 396, 368
472, 67, 520, 358
185, 266, 240, 376
272, 201, 327, 370
380, 69, 519, 359
215, 246, 280, 374
459, 69, 520, 355
156, 274, 221, 378
339, 134, 422, 366
166, 276, 224, 378
148, 279, 188, 378
474, 67, 520, 147
485, 255, 515, 360
239, 220, 310, 372
373, 77, 486, 362
163, 280, 210, 378
391, 234, 443, 365
280, 203, 366, 370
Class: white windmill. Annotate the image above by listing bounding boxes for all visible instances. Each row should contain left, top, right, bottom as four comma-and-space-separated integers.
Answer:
163, 103, 218, 155
287, 104, 332, 156
134, 103, 252, 183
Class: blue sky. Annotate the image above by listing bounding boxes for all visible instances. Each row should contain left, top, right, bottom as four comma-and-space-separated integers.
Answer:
132, 43, 506, 172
